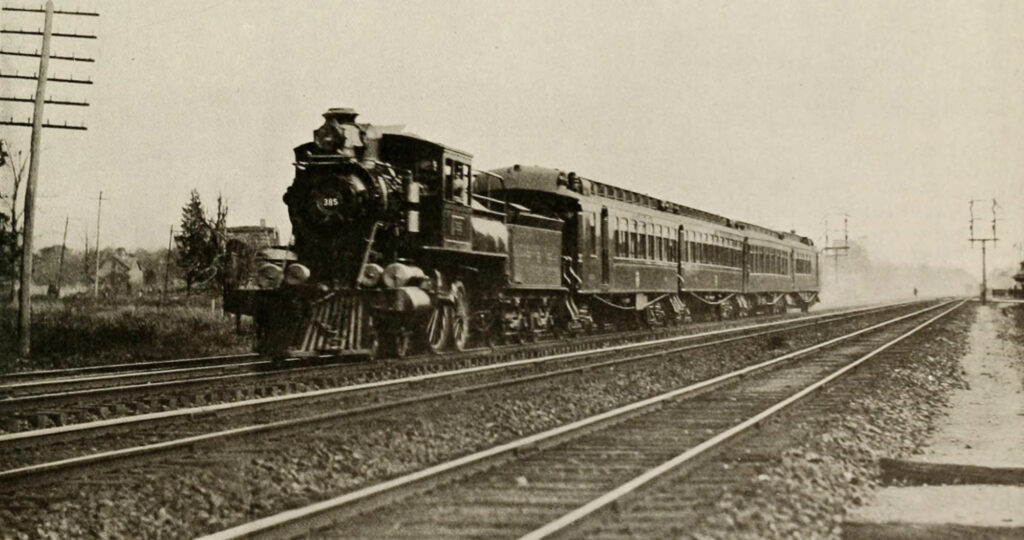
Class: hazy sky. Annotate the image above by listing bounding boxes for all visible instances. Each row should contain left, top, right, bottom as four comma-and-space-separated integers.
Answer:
1, 0, 1022, 277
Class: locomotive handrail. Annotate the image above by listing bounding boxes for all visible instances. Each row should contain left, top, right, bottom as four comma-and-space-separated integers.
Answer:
561, 256, 583, 288
470, 196, 507, 218
473, 169, 509, 223
355, 221, 383, 288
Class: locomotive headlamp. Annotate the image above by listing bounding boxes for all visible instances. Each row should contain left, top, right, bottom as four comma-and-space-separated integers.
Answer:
256, 263, 284, 289
284, 263, 312, 286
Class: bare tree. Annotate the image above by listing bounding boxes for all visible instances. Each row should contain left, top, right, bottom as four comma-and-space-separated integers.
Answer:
0, 141, 28, 302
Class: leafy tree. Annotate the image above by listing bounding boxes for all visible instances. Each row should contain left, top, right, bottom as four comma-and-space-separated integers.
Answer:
174, 190, 228, 294
31, 245, 63, 287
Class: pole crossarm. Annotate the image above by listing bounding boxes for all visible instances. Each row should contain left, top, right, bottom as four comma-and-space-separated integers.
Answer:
1, 28, 96, 39
0, 48, 94, 62
2, 6, 100, 17
0, 71, 92, 84
0, 118, 86, 130
0, 95, 89, 106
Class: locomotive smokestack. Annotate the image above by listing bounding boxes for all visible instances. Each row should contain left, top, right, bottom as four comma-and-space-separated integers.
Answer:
315, 107, 364, 156
324, 107, 358, 122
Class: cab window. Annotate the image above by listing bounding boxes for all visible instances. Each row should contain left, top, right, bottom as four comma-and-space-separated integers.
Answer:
444, 159, 470, 205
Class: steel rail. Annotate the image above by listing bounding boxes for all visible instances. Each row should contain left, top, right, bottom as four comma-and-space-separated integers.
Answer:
0, 301, 907, 409
521, 298, 966, 539
0, 300, 897, 388
0, 352, 260, 382
0, 309, 898, 486
197, 299, 958, 540
0, 300, 916, 447
0, 358, 268, 395
0, 302, 930, 492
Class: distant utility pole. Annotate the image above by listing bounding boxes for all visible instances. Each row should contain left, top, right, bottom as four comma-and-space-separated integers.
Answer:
969, 198, 999, 304
1, 1, 98, 358
822, 214, 850, 285
163, 225, 173, 305
81, 229, 88, 279
93, 190, 103, 296
55, 215, 67, 295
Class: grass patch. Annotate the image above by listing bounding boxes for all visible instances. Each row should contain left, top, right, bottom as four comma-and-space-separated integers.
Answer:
1, 296, 253, 372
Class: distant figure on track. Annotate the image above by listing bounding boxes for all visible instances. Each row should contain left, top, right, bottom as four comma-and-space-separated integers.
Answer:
913, 287, 918, 298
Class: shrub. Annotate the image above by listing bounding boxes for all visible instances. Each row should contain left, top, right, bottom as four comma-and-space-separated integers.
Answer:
0, 298, 252, 372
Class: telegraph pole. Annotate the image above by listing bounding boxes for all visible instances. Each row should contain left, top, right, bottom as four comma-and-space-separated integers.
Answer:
822, 214, 850, 285
55, 215, 67, 295
969, 199, 999, 304
81, 229, 88, 281
2, 1, 98, 357
93, 190, 102, 296
14, 1, 53, 357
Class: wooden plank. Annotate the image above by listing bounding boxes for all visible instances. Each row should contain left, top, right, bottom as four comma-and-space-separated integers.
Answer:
879, 458, 1024, 486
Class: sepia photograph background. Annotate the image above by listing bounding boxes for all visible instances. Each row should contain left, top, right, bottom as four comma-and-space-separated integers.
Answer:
2, 0, 1022, 300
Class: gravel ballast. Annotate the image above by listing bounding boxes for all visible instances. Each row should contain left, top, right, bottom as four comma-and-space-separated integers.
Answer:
0, 303, 943, 538
608, 302, 975, 539
0, 306, 918, 471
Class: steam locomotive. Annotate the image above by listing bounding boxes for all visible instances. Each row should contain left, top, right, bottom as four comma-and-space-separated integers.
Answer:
230, 108, 819, 360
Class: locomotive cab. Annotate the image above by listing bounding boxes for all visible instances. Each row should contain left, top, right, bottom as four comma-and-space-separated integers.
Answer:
380, 134, 481, 251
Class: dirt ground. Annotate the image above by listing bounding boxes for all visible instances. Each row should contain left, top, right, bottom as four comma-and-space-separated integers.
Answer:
917, 303, 1024, 467
846, 303, 1024, 536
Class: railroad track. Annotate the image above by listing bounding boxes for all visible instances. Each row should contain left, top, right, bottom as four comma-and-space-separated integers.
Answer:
0, 302, 902, 433
0, 299, 939, 537
0, 352, 260, 383
0, 301, 918, 470
196, 299, 964, 539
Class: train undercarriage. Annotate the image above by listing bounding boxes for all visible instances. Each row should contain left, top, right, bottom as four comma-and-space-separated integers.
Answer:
260, 274, 819, 362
